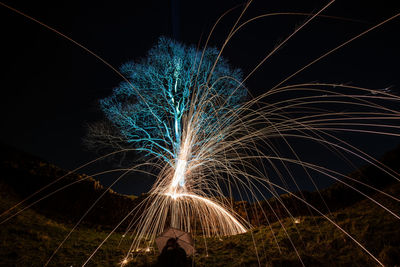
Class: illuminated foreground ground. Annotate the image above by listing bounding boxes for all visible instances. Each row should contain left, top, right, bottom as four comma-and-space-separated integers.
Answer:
1, 180, 399, 266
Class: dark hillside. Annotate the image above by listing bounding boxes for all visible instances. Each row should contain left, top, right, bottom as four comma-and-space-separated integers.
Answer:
0, 181, 135, 266
243, 145, 400, 226
193, 183, 400, 267
1, 172, 398, 266
0, 143, 146, 229
0, 144, 399, 266
1, 143, 399, 229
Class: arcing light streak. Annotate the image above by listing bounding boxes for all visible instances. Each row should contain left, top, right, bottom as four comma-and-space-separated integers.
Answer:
165, 192, 247, 233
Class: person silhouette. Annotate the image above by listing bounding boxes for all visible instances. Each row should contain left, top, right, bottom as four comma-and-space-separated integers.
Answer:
157, 237, 188, 267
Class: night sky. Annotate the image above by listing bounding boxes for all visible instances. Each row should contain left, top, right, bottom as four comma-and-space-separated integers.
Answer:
2, 0, 399, 196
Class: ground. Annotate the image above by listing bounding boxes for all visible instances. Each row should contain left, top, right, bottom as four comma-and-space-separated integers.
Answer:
0, 145, 399, 266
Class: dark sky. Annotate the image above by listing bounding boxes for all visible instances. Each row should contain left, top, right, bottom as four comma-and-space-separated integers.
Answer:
1, 0, 399, 196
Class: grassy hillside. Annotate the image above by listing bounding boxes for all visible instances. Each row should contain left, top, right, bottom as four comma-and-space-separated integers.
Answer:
244, 145, 400, 227
195, 183, 400, 266
1, 179, 399, 266
0, 182, 134, 266
0, 143, 147, 230
0, 144, 399, 266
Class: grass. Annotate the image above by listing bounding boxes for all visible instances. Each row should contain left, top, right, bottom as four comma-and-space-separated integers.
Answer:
1, 181, 399, 266
193, 183, 400, 266
0, 143, 399, 266
0, 182, 134, 266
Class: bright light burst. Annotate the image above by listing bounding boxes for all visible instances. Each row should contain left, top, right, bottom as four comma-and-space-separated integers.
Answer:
85, 36, 251, 238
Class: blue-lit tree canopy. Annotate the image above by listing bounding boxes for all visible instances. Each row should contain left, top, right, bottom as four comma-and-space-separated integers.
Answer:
87, 37, 246, 168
